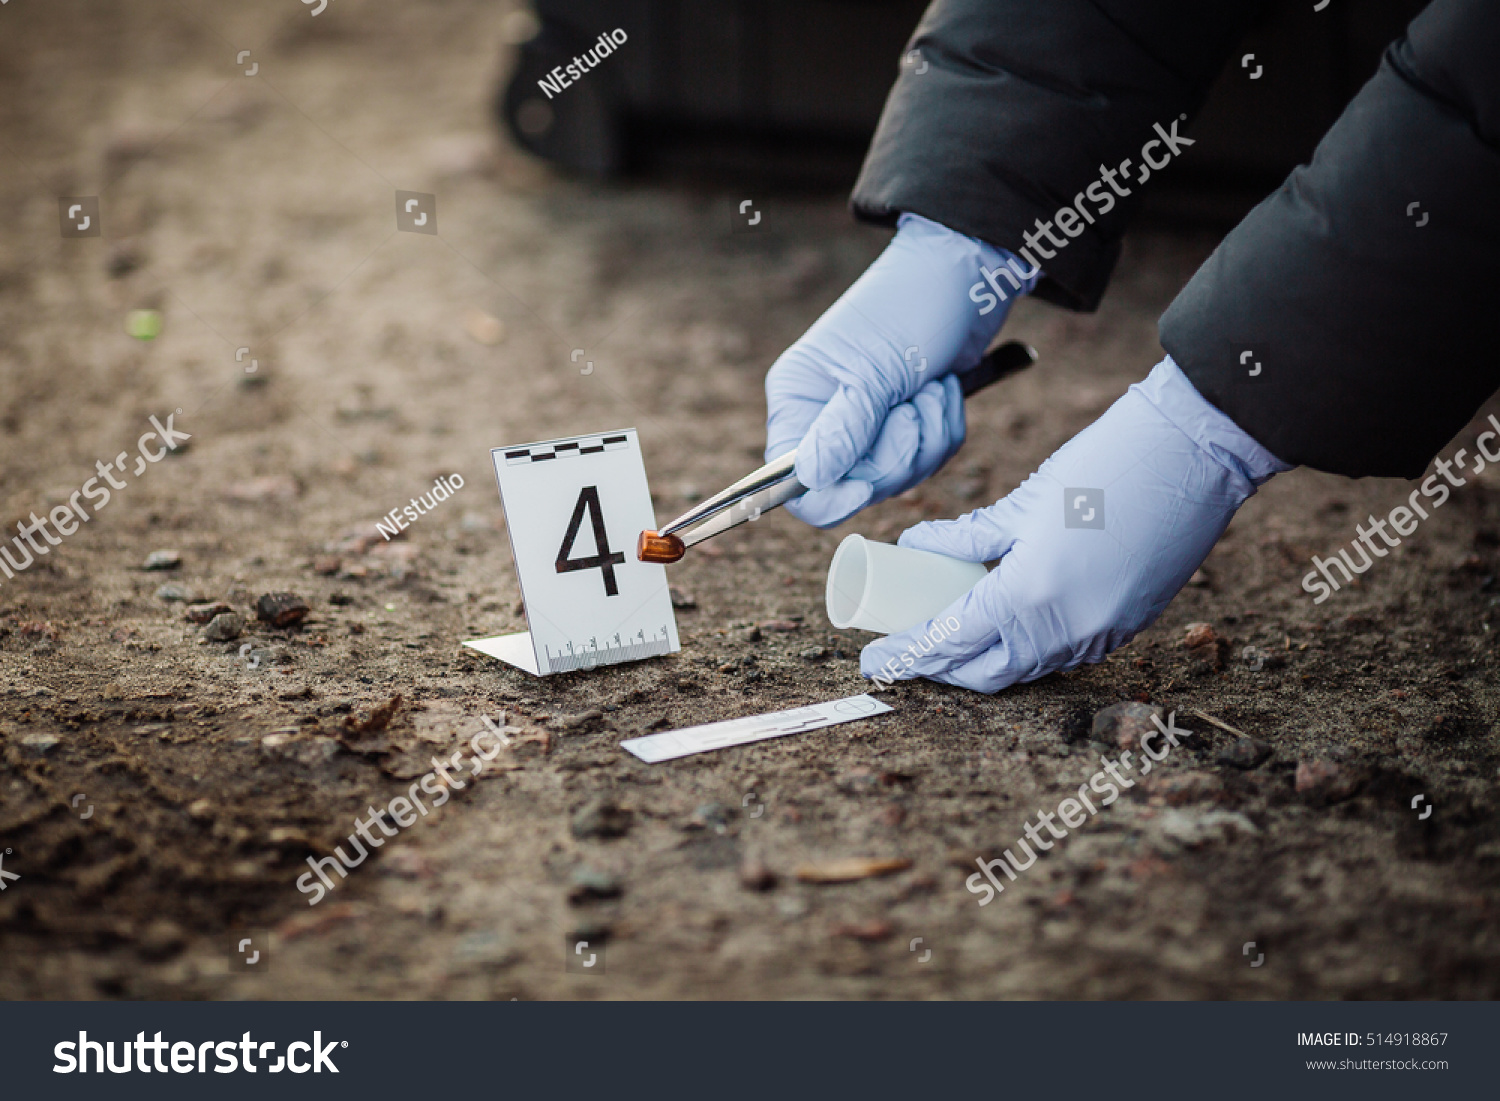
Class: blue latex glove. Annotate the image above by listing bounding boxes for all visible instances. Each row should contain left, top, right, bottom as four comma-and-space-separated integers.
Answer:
860, 357, 1292, 692
765, 213, 1034, 528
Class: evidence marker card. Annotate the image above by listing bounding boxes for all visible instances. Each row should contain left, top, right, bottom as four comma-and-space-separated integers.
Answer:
620, 694, 894, 763
462, 428, 679, 676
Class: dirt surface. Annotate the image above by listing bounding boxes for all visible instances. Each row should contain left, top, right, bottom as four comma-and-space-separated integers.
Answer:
4, 0, 1500, 1001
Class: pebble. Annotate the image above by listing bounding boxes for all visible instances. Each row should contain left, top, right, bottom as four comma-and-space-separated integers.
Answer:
1182, 622, 1219, 648
777, 895, 808, 919
687, 802, 728, 833
142, 549, 182, 571
739, 858, 779, 892
1153, 808, 1260, 849
669, 586, 696, 609
795, 857, 911, 884
1295, 759, 1361, 803
451, 930, 514, 967
1090, 701, 1162, 750
154, 583, 197, 602
463, 309, 506, 346
225, 475, 299, 503
312, 556, 342, 576
1144, 770, 1223, 806
256, 592, 310, 629
556, 709, 604, 735
1217, 737, 1272, 770
21, 732, 61, 757
568, 867, 623, 903
202, 612, 244, 642
570, 798, 632, 840
185, 602, 234, 625
799, 646, 829, 662
831, 919, 895, 943
137, 919, 186, 960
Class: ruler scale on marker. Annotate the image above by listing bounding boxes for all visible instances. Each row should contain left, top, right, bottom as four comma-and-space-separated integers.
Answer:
545, 627, 673, 673
620, 694, 894, 763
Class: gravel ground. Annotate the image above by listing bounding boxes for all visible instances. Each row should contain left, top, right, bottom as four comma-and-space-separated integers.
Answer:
3, 0, 1500, 1000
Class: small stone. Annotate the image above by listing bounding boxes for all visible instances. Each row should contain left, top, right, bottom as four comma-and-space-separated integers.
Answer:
187, 798, 214, 819
690, 803, 728, 832
1296, 758, 1361, 804
202, 612, 244, 642
312, 556, 342, 576
567, 867, 623, 904
328, 591, 354, 606
256, 592, 309, 629
21, 732, 61, 757
225, 475, 300, 503
1144, 770, 1223, 806
464, 309, 506, 346
1217, 737, 1272, 770
669, 586, 696, 609
137, 919, 186, 960
1090, 701, 1162, 751
556, 709, 604, 736
451, 930, 514, 967
570, 798, 632, 840
154, 583, 197, 602
1182, 622, 1219, 648
831, 919, 895, 943
758, 619, 800, 632
142, 549, 182, 571
795, 857, 911, 884
777, 895, 808, 919
739, 858, 779, 892
1154, 808, 1260, 849
1186, 568, 1212, 589
185, 602, 234, 625
799, 646, 829, 662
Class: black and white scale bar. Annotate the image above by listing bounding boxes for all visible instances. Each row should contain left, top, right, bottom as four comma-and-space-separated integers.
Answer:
545, 633, 672, 673
506, 434, 630, 465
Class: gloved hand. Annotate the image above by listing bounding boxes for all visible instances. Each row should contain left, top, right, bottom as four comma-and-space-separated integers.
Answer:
860, 357, 1292, 692
765, 213, 1034, 528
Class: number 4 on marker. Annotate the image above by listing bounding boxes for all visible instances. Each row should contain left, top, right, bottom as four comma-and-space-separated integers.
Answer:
556, 486, 626, 596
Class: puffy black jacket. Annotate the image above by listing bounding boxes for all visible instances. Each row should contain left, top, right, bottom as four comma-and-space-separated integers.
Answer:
850, 0, 1500, 477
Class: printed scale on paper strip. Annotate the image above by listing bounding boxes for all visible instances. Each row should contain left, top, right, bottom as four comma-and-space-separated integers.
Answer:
463, 428, 679, 676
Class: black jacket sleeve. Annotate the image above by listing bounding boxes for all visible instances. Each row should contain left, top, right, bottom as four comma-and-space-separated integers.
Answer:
1161, 0, 1500, 478
850, 0, 1274, 312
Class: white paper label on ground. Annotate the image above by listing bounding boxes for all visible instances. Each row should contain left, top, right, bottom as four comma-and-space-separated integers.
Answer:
463, 428, 679, 676
620, 694, 894, 763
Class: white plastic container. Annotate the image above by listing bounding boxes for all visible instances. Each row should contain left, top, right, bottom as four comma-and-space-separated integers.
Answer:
825, 534, 988, 635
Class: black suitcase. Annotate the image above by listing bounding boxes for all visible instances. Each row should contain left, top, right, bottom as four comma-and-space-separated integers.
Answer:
499, 0, 1430, 195
498, 0, 926, 176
